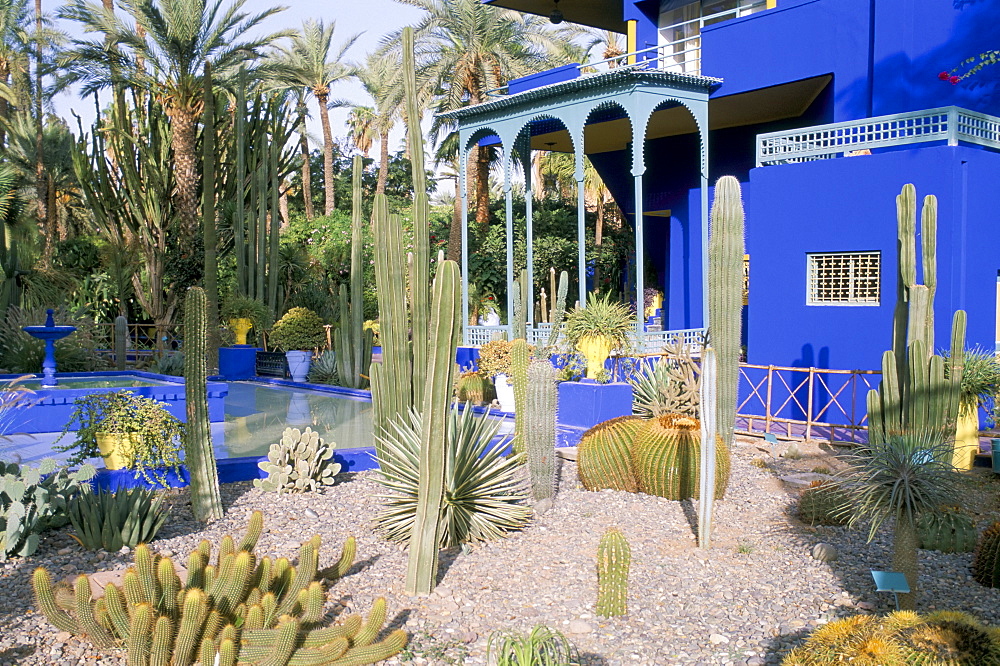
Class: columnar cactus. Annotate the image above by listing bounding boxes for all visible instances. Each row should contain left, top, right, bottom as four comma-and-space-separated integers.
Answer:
596, 528, 630, 617
512, 269, 528, 341
202, 61, 220, 369
254, 427, 342, 493
972, 521, 1000, 588
632, 413, 730, 501
525, 359, 558, 502
917, 509, 977, 554
31, 511, 406, 664
544, 270, 569, 350
510, 338, 530, 454
114, 315, 127, 371
576, 416, 643, 492
183, 287, 223, 522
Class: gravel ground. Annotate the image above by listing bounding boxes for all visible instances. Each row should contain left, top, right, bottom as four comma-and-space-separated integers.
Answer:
2, 436, 999, 666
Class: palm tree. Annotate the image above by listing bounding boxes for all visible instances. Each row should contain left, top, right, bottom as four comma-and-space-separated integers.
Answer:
347, 105, 375, 157
834, 429, 965, 610
379, 0, 576, 228
0, 0, 29, 148
270, 19, 358, 216
58, 0, 290, 235
355, 54, 404, 196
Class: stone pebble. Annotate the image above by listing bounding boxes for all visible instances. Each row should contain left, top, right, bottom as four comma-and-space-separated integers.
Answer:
1, 436, 998, 665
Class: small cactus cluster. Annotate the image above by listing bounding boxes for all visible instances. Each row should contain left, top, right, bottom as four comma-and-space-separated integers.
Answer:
917, 508, 977, 554
254, 427, 342, 494
782, 610, 1000, 665
576, 414, 730, 501
68, 487, 168, 551
32, 511, 407, 665
596, 528, 630, 617
972, 521, 1000, 588
797, 481, 849, 527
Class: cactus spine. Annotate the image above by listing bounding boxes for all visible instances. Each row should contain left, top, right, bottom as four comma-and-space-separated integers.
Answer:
868, 185, 966, 447
576, 416, 643, 492
596, 528, 630, 617
973, 521, 1000, 588
183, 287, 223, 521
512, 268, 528, 340
510, 338, 529, 453
525, 359, 558, 502
114, 315, 127, 371
700, 176, 745, 548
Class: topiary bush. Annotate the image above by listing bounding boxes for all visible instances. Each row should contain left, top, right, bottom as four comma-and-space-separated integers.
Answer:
268, 307, 325, 352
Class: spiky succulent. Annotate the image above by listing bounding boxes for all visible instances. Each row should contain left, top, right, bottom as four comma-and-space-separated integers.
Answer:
630, 339, 700, 419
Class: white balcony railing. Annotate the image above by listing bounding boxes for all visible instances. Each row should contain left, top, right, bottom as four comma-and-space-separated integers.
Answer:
756, 107, 1000, 166
464, 325, 706, 354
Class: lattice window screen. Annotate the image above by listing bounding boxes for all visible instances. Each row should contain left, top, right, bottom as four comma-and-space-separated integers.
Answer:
807, 252, 880, 305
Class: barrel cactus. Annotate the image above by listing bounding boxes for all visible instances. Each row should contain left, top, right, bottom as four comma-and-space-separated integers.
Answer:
797, 480, 850, 527
254, 427, 342, 494
972, 521, 1000, 588
917, 508, 977, 554
31, 511, 406, 665
456, 370, 488, 405
596, 528, 630, 617
576, 416, 644, 492
631, 414, 730, 500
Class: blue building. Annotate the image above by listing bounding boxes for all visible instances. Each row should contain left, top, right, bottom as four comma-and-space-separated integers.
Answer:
443, 0, 1000, 375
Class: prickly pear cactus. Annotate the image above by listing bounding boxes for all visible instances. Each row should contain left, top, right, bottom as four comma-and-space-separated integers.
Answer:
254, 427, 342, 494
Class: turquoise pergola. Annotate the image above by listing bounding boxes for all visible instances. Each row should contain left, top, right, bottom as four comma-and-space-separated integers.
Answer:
438, 67, 720, 349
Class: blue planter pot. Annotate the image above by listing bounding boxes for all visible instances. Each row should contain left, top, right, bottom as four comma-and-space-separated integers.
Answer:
285, 350, 312, 382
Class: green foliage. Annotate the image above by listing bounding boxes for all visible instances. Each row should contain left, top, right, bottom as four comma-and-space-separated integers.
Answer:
972, 521, 1000, 588
307, 351, 338, 385
374, 406, 531, 547
0, 460, 96, 560
563, 293, 635, 350
782, 610, 1000, 665
68, 487, 168, 551
478, 339, 514, 377
0, 306, 105, 374
254, 427, 342, 494
268, 307, 325, 351
486, 625, 577, 666
32, 510, 406, 664
220, 294, 273, 333
596, 528, 630, 617
630, 341, 700, 419
149, 352, 184, 377
797, 481, 850, 527
945, 346, 1000, 412
455, 371, 489, 404
55, 391, 183, 483
917, 508, 977, 553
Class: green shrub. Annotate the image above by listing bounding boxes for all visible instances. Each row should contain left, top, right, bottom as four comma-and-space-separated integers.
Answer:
268, 307, 325, 351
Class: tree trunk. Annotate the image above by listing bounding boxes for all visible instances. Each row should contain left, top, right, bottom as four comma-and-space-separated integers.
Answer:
279, 183, 290, 229
892, 517, 919, 611
298, 104, 313, 220
376, 126, 389, 196
447, 182, 461, 262
475, 144, 490, 230
317, 90, 335, 215
168, 107, 201, 237
0, 65, 9, 148
35, 0, 48, 267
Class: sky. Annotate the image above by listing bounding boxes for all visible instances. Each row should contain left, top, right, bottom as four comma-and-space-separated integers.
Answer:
51, 0, 429, 154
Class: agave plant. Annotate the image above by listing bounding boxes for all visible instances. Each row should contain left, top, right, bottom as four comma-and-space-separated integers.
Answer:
374, 406, 531, 547
486, 624, 577, 666
630, 340, 700, 419
832, 429, 966, 609
307, 350, 338, 385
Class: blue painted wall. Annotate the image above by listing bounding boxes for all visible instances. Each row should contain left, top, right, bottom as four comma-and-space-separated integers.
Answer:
746, 145, 1000, 373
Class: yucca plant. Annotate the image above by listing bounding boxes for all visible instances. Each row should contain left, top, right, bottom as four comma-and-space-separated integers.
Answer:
832, 429, 965, 609
630, 340, 700, 419
68, 487, 169, 551
374, 406, 531, 547
486, 624, 577, 666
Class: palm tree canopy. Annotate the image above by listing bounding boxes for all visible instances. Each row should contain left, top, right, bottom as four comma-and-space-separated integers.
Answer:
58, 0, 291, 110
270, 19, 358, 101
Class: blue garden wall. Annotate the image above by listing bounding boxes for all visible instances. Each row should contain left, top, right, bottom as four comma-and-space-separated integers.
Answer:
746, 145, 1000, 374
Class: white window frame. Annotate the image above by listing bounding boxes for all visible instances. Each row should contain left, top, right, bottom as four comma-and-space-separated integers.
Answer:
806, 251, 881, 306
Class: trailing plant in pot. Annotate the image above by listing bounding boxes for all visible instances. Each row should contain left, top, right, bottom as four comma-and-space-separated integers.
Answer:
268, 307, 325, 382
54, 391, 184, 486
220, 293, 272, 346
564, 294, 635, 379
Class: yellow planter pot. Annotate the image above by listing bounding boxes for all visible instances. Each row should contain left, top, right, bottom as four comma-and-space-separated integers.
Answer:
95, 432, 140, 470
230, 318, 253, 345
577, 335, 613, 380
952, 399, 980, 471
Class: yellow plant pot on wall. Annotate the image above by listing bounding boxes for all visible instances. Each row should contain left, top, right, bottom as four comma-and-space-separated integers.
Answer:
577, 335, 613, 379
230, 318, 253, 345
95, 432, 140, 470
952, 398, 980, 471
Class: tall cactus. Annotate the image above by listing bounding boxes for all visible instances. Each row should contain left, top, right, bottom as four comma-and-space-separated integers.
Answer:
867, 185, 965, 447
183, 287, 223, 522
526, 359, 558, 501
512, 268, 528, 340
510, 338, 529, 454
333, 156, 373, 389
545, 270, 569, 350
202, 61, 219, 369
699, 176, 745, 548
114, 315, 127, 371
596, 528, 630, 617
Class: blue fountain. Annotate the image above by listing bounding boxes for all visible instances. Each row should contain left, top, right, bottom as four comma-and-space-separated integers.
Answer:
23, 309, 76, 387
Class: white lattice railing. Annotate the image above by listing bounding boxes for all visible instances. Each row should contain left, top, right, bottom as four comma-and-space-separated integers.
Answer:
756, 107, 1000, 166
464, 325, 705, 354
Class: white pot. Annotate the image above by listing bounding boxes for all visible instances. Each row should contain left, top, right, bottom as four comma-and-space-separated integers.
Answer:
285, 350, 312, 382
493, 373, 516, 412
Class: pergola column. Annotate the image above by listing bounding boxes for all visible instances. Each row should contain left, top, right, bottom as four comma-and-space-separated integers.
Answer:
460, 144, 470, 343
518, 135, 535, 328
634, 172, 645, 335
572, 128, 586, 308
503, 145, 514, 336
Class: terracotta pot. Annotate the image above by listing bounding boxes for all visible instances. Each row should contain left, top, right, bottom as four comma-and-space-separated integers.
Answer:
230, 317, 253, 345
